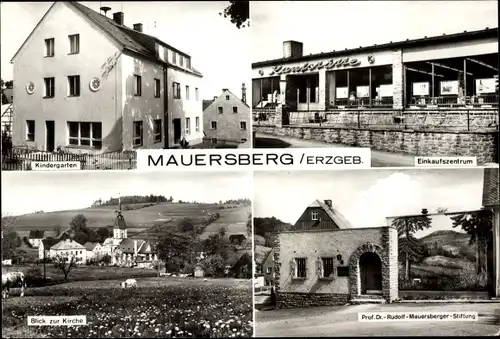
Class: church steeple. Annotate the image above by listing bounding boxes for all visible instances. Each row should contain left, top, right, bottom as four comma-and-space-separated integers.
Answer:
113, 194, 128, 239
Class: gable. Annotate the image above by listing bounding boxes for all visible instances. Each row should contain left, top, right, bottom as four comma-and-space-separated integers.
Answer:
291, 199, 353, 231
11, 2, 122, 64
203, 90, 250, 115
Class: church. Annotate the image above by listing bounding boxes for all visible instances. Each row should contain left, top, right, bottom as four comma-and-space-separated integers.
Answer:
101, 202, 159, 267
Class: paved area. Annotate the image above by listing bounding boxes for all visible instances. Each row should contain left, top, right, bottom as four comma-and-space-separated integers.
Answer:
254, 133, 415, 167
256, 302, 500, 337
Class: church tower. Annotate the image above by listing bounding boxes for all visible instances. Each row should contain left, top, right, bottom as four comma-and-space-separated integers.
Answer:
113, 195, 128, 240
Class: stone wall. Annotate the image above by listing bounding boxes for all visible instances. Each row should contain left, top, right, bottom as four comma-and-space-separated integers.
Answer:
254, 125, 498, 164
274, 227, 397, 308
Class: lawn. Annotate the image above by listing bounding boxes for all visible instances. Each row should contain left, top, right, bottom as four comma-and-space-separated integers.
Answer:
2, 265, 159, 283
2, 278, 253, 338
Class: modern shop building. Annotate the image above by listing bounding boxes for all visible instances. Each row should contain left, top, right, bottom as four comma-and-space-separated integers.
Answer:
252, 28, 498, 121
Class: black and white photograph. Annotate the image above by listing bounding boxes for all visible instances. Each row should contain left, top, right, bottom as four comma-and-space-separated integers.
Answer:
253, 167, 500, 337
1, 1, 251, 171
2, 170, 253, 338
251, 1, 499, 167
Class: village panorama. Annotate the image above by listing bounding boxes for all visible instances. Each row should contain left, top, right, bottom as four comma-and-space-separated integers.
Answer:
1, 170, 253, 338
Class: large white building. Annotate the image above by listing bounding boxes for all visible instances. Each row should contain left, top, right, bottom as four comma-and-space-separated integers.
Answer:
11, 1, 204, 153
48, 239, 87, 264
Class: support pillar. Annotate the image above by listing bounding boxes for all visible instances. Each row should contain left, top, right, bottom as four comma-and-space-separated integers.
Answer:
318, 69, 327, 110
392, 50, 404, 109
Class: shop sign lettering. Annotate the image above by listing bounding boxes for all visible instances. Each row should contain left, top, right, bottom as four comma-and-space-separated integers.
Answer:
269, 57, 362, 75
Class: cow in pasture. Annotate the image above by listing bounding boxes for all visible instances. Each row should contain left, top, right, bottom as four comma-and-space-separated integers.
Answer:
2, 272, 27, 299
121, 279, 137, 288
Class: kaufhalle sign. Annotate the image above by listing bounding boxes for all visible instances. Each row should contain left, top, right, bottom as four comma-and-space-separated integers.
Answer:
261, 55, 375, 76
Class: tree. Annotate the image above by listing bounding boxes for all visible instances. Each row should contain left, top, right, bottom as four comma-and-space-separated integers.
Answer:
2, 231, 22, 260
450, 209, 493, 275
100, 254, 112, 266
219, 1, 249, 29
53, 255, 77, 281
69, 214, 88, 233
202, 230, 230, 261
96, 227, 111, 242
200, 253, 226, 277
246, 213, 252, 236
157, 231, 194, 273
177, 218, 195, 233
1, 213, 19, 235
391, 209, 432, 280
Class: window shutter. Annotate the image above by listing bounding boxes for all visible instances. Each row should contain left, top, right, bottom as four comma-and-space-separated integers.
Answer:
290, 259, 297, 277
316, 257, 323, 277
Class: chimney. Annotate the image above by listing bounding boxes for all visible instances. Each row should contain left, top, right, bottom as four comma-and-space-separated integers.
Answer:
134, 240, 138, 256
133, 23, 143, 32
241, 83, 247, 104
113, 12, 124, 26
222, 88, 228, 92
213, 96, 217, 100
283, 40, 303, 58
324, 200, 332, 208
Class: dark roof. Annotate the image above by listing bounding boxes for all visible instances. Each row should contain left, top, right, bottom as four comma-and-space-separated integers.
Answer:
83, 242, 99, 251
11, 2, 202, 77
229, 234, 247, 240
202, 99, 215, 111
482, 167, 499, 207
41, 237, 60, 249
29, 230, 45, 238
226, 249, 252, 267
114, 212, 128, 230
116, 239, 142, 254
252, 27, 499, 68
291, 199, 353, 231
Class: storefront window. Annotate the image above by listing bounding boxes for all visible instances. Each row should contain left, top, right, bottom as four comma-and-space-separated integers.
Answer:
252, 77, 280, 108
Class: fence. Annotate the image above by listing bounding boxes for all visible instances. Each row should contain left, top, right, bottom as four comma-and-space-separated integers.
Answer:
1, 146, 137, 171
252, 108, 279, 126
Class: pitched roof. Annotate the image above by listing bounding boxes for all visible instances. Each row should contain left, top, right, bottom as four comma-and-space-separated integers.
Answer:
254, 245, 272, 265
482, 167, 499, 207
202, 99, 215, 111
116, 238, 144, 254
291, 199, 353, 231
29, 230, 45, 238
51, 239, 86, 251
41, 237, 60, 249
226, 249, 252, 267
315, 199, 353, 229
83, 242, 100, 251
11, 2, 202, 77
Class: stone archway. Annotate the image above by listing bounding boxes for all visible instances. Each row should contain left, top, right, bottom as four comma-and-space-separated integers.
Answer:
349, 242, 388, 300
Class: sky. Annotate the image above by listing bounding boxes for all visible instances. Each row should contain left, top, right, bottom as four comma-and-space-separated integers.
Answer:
0, 1, 251, 99
254, 168, 485, 237
2, 171, 251, 216
251, 1, 498, 62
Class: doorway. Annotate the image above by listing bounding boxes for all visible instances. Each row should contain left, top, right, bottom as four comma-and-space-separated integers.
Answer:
359, 252, 382, 295
173, 118, 181, 144
45, 120, 55, 152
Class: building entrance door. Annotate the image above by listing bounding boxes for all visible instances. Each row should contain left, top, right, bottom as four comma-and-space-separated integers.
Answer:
173, 119, 181, 144
45, 120, 55, 152
359, 252, 382, 295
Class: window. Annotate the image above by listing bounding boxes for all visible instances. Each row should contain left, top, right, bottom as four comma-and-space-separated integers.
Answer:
266, 267, 272, 274
311, 211, 319, 220
233, 106, 238, 113
134, 75, 142, 96
153, 119, 162, 143
180, 55, 184, 67
44, 77, 55, 98
26, 120, 35, 141
68, 75, 80, 97
68, 34, 80, 54
211, 138, 218, 144
337, 266, 349, 277
45, 38, 54, 57
133, 121, 143, 147
195, 117, 200, 132
241, 138, 247, 143
195, 88, 199, 101
67, 122, 102, 148
173, 52, 177, 64
185, 85, 190, 100
210, 121, 217, 130
217, 107, 223, 114
225, 95, 230, 100
185, 117, 191, 135
173, 82, 181, 99
240, 121, 247, 130
295, 258, 307, 278
186, 58, 191, 69
321, 257, 335, 278
154, 78, 161, 98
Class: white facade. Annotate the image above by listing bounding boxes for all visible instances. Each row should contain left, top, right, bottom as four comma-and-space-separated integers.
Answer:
49, 239, 87, 264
